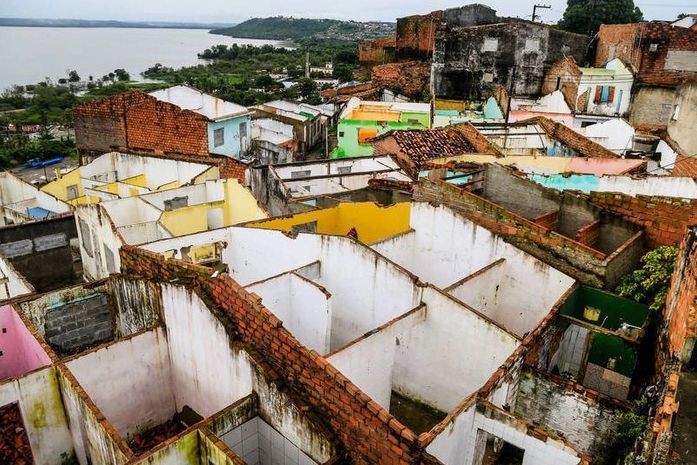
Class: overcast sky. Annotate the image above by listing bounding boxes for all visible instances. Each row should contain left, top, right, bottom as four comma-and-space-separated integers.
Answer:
0, 0, 692, 24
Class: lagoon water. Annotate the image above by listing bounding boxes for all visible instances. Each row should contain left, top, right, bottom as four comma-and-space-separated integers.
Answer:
0, 26, 280, 90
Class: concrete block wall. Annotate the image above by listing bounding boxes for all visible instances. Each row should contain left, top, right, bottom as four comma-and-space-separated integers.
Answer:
119, 245, 441, 465
43, 294, 113, 355
2, 233, 76, 293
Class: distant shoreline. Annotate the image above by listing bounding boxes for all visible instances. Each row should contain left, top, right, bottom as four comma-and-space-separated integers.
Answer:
0, 18, 235, 30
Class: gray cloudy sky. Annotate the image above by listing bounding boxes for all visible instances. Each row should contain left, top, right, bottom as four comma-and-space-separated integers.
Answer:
0, 0, 692, 24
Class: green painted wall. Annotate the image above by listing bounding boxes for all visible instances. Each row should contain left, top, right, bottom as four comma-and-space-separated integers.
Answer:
332, 119, 427, 159
587, 332, 637, 377
399, 111, 431, 127
560, 286, 649, 331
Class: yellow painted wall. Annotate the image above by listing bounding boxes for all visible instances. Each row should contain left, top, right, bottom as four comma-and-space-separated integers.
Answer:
160, 203, 214, 236
156, 180, 181, 192
222, 179, 268, 225
246, 202, 411, 244
121, 174, 147, 188
69, 195, 100, 207
41, 167, 83, 202
159, 180, 267, 236
95, 182, 119, 194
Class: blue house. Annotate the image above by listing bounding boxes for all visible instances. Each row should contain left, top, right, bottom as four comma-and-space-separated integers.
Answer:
150, 86, 252, 159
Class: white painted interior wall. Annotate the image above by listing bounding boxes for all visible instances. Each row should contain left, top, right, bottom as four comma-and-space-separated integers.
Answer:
315, 236, 422, 350
427, 402, 581, 465
246, 272, 332, 354
0, 367, 75, 465
65, 328, 176, 437
393, 288, 519, 412
373, 203, 574, 336
0, 257, 34, 299
162, 284, 253, 418
327, 308, 426, 409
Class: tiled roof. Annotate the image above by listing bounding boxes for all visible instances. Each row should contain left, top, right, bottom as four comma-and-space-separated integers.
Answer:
0, 402, 33, 465
374, 123, 500, 168
517, 116, 620, 159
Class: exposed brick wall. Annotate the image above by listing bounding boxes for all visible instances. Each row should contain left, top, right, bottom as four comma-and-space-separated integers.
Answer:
574, 220, 600, 248
371, 61, 432, 99
74, 91, 151, 154
596, 23, 697, 86
74, 91, 211, 158
533, 210, 559, 230
542, 57, 582, 111
664, 226, 697, 359
395, 11, 442, 61
587, 192, 697, 247
217, 157, 248, 185
125, 97, 209, 156
359, 37, 397, 65
119, 245, 443, 465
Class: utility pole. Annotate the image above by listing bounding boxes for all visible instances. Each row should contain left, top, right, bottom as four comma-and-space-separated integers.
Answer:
305, 49, 310, 79
503, 65, 516, 151
532, 4, 551, 22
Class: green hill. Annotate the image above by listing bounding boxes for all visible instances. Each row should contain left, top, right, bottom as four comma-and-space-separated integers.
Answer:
210, 16, 394, 42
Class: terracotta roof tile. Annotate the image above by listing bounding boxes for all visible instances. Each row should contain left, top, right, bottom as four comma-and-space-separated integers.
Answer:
0, 402, 33, 465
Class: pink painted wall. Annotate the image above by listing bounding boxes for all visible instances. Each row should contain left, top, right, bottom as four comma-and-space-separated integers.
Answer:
0, 305, 51, 381
510, 111, 576, 127
567, 158, 646, 176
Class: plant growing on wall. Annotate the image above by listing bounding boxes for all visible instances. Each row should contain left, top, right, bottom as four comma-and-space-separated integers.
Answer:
615, 246, 679, 312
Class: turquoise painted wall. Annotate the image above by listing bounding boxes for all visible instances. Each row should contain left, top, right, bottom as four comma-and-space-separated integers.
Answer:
332, 119, 426, 159
208, 114, 252, 158
529, 174, 601, 193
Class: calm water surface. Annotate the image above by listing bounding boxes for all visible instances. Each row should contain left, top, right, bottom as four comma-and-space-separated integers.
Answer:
0, 27, 282, 90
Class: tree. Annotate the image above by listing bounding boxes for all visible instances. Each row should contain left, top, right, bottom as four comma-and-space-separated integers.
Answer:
332, 64, 354, 83
113, 69, 130, 82
254, 74, 276, 89
557, 0, 643, 36
615, 246, 678, 312
296, 77, 317, 97
67, 70, 81, 82
334, 50, 358, 65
